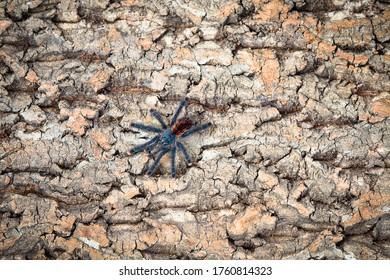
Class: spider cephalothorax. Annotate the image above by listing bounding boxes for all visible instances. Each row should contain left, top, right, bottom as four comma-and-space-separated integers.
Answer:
129, 97, 211, 178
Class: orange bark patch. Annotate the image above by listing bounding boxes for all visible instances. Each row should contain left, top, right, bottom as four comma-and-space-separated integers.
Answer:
261, 50, 280, 91
327, 18, 371, 30
317, 42, 336, 59
253, 0, 290, 22
219, 3, 238, 18
90, 130, 113, 151
236, 50, 260, 73
160, 224, 182, 244
137, 37, 153, 51
354, 54, 370, 66
0, 236, 19, 251
61, 106, 98, 135
371, 98, 390, 117
308, 230, 342, 253
337, 49, 354, 63
73, 223, 110, 248
304, 15, 318, 28
54, 236, 81, 253
228, 204, 265, 237
54, 215, 76, 236
79, 108, 98, 119
138, 231, 158, 249
0, 50, 27, 77
0, 20, 12, 31
207, 2, 239, 22
25, 70, 39, 83
227, 204, 277, 240
282, 12, 301, 27
89, 70, 112, 93
66, 113, 90, 135
122, 0, 137, 6
5, 176, 11, 185
342, 192, 390, 228
172, 47, 194, 64
108, 25, 122, 41
308, 231, 328, 252
257, 170, 278, 189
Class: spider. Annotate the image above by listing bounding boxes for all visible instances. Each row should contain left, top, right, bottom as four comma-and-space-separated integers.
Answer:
129, 97, 211, 178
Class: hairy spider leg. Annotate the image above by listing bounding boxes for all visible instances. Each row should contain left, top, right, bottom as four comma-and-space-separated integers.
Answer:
131, 122, 162, 133
148, 144, 168, 158
170, 97, 189, 127
147, 148, 170, 176
176, 141, 192, 165
181, 122, 212, 138
130, 135, 159, 154
171, 146, 176, 178
144, 141, 159, 152
150, 109, 167, 129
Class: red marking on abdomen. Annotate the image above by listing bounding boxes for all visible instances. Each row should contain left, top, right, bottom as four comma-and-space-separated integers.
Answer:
172, 117, 193, 136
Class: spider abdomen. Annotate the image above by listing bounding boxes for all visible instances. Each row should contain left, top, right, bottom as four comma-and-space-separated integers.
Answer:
172, 117, 193, 136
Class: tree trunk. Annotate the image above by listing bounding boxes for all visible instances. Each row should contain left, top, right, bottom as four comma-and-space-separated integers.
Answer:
0, 0, 389, 260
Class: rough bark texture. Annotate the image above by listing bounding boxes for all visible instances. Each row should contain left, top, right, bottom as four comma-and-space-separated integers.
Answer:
0, 0, 389, 260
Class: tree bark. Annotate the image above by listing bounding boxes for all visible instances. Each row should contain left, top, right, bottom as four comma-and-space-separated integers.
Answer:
0, 0, 389, 259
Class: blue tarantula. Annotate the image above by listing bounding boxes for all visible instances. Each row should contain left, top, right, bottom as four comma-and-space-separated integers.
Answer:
130, 97, 211, 178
